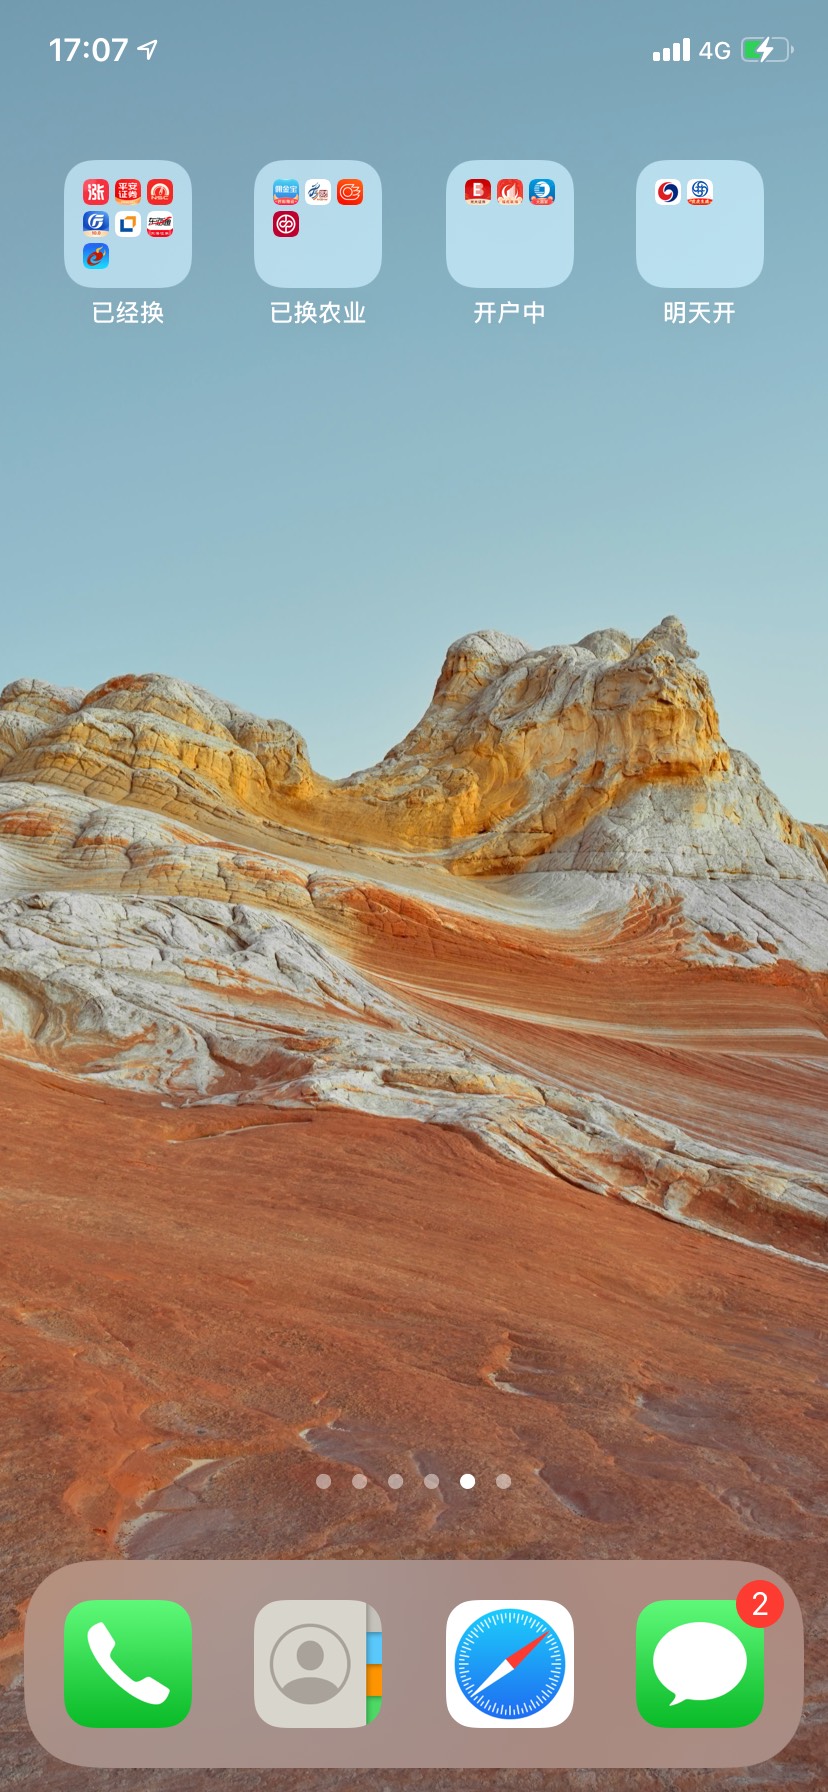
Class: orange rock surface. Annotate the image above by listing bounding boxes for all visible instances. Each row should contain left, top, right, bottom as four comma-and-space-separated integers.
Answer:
0, 623, 826, 1788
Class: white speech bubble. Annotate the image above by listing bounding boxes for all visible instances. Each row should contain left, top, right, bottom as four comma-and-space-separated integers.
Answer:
653, 1620, 747, 1706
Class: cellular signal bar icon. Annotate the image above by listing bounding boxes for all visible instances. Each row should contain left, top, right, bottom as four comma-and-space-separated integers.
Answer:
653, 38, 691, 62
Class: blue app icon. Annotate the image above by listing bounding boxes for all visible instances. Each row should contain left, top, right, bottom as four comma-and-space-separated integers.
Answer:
273, 179, 300, 205
83, 241, 109, 270
528, 178, 555, 206
83, 209, 109, 233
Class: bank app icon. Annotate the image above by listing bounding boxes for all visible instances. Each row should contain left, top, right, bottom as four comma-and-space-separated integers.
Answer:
83, 178, 109, 205
254, 1600, 382, 1729
82, 209, 109, 234
446, 1601, 574, 1729
465, 177, 492, 204
64, 1599, 192, 1729
273, 210, 300, 237
255, 160, 382, 287
529, 177, 555, 205
638, 160, 763, 286
115, 178, 141, 203
497, 178, 523, 205
115, 211, 141, 237
147, 177, 174, 205
636, 1600, 764, 1729
83, 242, 109, 270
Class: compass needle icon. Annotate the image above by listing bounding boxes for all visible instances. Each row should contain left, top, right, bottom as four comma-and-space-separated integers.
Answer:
447, 1601, 574, 1728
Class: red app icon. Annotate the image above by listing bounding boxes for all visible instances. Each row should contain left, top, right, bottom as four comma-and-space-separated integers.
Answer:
273, 210, 300, 237
497, 178, 524, 206
83, 178, 109, 205
147, 177, 174, 205
464, 178, 491, 205
337, 178, 364, 206
115, 178, 141, 203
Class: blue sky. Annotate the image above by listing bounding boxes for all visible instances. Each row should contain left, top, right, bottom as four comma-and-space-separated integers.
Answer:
2, 1, 824, 820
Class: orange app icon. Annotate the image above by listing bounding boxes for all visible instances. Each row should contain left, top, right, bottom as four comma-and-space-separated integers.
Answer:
337, 178, 364, 206
497, 178, 524, 205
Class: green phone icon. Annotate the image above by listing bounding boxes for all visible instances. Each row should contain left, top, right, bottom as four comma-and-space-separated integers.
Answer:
636, 1599, 764, 1729
64, 1599, 192, 1728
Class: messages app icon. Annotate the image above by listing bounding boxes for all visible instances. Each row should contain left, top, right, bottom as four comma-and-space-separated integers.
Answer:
64, 1599, 192, 1728
636, 1600, 763, 1729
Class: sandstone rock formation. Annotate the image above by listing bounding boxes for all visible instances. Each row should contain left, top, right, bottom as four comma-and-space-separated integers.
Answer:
3, 619, 825, 878
0, 619, 825, 1268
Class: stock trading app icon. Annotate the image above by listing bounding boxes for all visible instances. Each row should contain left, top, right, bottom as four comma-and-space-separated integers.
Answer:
82, 242, 110, 271
254, 161, 381, 287
447, 160, 574, 287
637, 161, 763, 286
65, 161, 192, 288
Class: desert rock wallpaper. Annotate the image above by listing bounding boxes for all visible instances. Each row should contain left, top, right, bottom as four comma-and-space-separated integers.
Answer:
1, 617, 826, 1790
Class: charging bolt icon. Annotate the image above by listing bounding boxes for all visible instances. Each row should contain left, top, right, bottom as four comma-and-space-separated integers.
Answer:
742, 36, 792, 62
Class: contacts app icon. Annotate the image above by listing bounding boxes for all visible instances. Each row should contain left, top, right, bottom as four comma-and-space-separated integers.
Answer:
254, 1600, 382, 1728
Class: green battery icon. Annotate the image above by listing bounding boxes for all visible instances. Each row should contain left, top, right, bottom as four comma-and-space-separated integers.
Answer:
742, 36, 791, 61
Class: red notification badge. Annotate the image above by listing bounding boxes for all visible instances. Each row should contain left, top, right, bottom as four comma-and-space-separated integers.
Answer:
736, 1580, 785, 1628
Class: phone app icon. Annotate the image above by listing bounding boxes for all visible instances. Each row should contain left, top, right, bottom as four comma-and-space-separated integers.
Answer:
497, 178, 523, 205
465, 178, 492, 204
82, 210, 109, 234
83, 178, 109, 205
115, 211, 141, 237
64, 1599, 192, 1729
273, 210, 300, 237
147, 178, 174, 205
337, 178, 364, 205
687, 178, 714, 205
446, 1601, 574, 1729
147, 211, 174, 237
254, 1600, 382, 1728
82, 242, 109, 270
655, 179, 681, 204
636, 1600, 764, 1729
529, 177, 555, 205
114, 178, 141, 203
273, 179, 300, 206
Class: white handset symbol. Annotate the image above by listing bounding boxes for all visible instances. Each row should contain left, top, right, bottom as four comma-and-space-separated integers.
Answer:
87, 1620, 170, 1705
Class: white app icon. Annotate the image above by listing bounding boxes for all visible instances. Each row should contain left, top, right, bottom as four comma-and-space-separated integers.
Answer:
146, 211, 174, 237
305, 178, 331, 205
654, 179, 682, 205
115, 211, 141, 236
254, 1599, 377, 1729
446, 1600, 574, 1729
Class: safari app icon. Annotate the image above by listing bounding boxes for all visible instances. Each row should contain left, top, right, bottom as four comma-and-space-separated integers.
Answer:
636, 1599, 764, 1728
